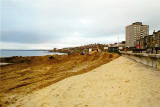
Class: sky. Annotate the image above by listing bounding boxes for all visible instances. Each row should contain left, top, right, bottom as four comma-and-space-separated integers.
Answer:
1, 0, 160, 49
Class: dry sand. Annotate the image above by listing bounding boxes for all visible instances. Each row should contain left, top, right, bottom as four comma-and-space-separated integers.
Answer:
0, 63, 12, 66
7, 56, 160, 107
0, 53, 119, 106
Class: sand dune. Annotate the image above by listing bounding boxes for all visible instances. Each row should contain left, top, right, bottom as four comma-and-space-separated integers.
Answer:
6, 56, 160, 107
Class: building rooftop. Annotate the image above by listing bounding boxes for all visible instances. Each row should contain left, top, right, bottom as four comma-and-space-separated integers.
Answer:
132, 22, 142, 25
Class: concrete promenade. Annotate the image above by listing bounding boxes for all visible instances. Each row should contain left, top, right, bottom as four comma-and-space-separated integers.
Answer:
120, 51, 160, 58
120, 51, 160, 70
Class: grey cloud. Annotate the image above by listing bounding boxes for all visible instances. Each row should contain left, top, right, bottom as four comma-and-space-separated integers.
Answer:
1, 30, 60, 44
1, 0, 160, 49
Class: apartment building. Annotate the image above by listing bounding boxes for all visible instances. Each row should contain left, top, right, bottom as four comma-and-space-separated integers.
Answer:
126, 22, 149, 47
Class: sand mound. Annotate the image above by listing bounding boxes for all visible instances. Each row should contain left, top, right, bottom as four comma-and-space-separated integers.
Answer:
0, 52, 119, 106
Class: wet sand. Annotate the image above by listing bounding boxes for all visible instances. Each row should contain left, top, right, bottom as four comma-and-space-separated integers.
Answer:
6, 56, 160, 107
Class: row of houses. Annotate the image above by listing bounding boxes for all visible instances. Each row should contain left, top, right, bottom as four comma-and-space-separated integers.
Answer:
52, 44, 110, 54
136, 30, 160, 53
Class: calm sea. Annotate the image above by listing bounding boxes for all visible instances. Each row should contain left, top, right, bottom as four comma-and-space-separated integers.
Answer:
0, 50, 64, 58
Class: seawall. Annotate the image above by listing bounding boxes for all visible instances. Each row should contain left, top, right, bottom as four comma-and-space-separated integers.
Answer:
121, 52, 160, 70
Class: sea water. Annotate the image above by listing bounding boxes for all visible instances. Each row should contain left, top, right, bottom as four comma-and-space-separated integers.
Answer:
0, 50, 64, 57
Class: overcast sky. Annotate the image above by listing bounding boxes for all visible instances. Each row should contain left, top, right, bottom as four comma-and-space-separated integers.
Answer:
1, 0, 160, 49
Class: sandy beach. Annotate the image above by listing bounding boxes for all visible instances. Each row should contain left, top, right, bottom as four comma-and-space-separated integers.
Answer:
1, 56, 160, 107
0, 53, 119, 106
